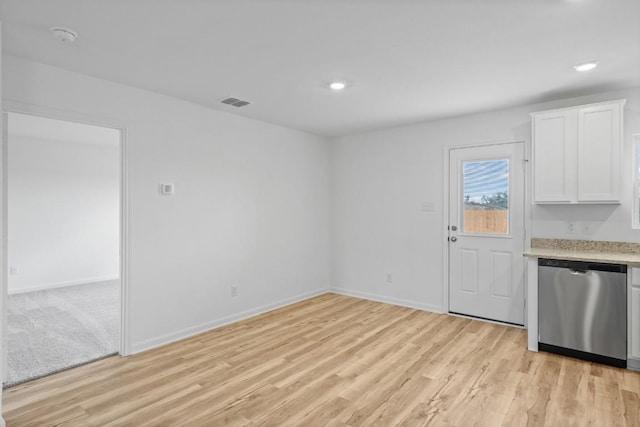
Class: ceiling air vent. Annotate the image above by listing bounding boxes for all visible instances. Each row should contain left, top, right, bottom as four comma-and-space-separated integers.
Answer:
220, 97, 252, 108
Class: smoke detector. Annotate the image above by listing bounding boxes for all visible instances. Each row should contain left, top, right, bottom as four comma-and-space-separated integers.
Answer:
51, 27, 78, 43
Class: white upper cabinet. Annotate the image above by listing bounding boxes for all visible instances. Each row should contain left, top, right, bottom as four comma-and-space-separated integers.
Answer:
578, 102, 623, 202
531, 99, 625, 204
532, 109, 577, 203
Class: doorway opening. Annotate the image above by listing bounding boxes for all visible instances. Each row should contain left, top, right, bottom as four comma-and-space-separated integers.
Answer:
3, 112, 122, 387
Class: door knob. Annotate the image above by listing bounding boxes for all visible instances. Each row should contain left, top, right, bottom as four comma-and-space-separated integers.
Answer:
451, 226, 457, 231
450, 236, 457, 242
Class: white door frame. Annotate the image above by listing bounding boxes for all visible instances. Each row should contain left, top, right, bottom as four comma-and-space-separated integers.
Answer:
2, 100, 132, 363
441, 139, 531, 327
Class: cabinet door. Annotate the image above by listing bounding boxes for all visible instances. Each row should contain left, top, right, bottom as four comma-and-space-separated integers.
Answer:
533, 109, 577, 203
631, 268, 640, 360
578, 102, 622, 202
631, 286, 640, 359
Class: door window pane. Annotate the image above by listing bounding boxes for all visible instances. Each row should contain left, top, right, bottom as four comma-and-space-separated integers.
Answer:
463, 159, 509, 234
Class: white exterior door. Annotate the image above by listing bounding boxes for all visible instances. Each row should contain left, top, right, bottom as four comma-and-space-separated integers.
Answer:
448, 142, 525, 325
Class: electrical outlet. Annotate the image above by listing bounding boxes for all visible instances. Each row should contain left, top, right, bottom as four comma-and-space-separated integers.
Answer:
230, 285, 238, 297
159, 183, 175, 195
581, 222, 594, 235
9, 266, 18, 276
565, 221, 577, 234
386, 273, 392, 283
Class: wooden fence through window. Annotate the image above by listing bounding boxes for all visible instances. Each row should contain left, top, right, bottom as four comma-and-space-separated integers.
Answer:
463, 209, 508, 234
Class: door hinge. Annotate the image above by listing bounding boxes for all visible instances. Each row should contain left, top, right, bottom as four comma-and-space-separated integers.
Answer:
522, 159, 529, 171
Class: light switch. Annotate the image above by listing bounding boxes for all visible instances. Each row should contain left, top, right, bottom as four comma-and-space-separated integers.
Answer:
421, 201, 435, 212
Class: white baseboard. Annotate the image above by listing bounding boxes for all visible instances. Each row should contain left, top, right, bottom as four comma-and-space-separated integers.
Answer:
330, 287, 443, 314
8, 275, 120, 295
131, 288, 330, 354
7, 275, 120, 295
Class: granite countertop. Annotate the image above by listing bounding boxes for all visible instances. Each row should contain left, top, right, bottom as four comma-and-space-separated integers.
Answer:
524, 238, 640, 265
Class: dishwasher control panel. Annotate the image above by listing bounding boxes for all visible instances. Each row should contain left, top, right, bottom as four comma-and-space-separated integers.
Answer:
538, 258, 627, 273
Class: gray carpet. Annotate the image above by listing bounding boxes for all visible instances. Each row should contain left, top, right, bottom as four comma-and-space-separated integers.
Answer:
5, 280, 119, 388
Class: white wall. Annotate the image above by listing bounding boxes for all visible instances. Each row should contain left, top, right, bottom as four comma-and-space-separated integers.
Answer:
8, 133, 120, 293
2, 55, 331, 353
0, 19, 6, 427
330, 88, 640, 312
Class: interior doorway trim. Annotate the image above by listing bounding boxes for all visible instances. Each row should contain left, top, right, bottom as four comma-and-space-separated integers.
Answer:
2, 99, 132, 357
441, 139, 531, 327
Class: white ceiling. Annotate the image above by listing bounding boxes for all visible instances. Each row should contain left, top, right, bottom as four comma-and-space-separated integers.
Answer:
8, 112, 120, 147
1, 0, 639, 137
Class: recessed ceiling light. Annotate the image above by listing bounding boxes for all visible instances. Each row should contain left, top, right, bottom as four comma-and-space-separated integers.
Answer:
329, 82, 346, 91
50, 27, 78, 43
574, 61, 599, 72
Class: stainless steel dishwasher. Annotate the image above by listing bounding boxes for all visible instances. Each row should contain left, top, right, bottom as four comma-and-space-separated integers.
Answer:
538, 258, 627, 368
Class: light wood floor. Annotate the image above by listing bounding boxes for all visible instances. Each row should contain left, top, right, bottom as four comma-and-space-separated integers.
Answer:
4, 293, 640, 426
